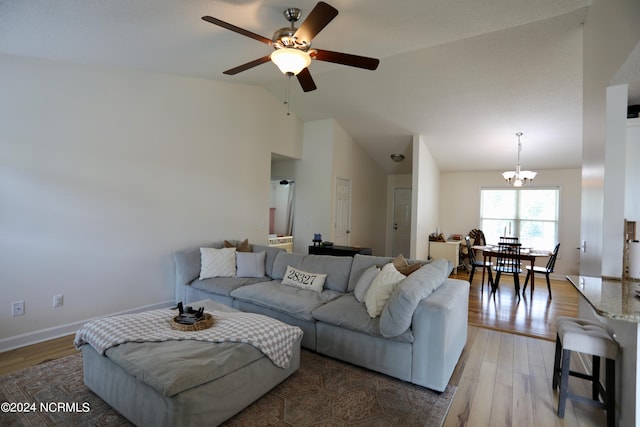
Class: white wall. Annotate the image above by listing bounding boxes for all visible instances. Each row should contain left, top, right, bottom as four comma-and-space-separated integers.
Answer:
0, 53, 304, 348
602, 85, 630, 278
626, 118, 640, 222
332, 122, 387, 255
439, 168, 582, 277
412, 135, 440, 260
581, 0, 640, 277
293, 120, 334, 252
293, 119, 387, 255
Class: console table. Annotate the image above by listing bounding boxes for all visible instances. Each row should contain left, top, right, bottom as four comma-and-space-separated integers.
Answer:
429, 241, 462, 274
308, 245, 372, 257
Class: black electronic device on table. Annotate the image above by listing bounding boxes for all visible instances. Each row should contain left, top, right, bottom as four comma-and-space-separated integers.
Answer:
173, 302, 205, 325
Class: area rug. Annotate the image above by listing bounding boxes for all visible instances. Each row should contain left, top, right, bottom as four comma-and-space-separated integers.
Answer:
0, 349, 455, 426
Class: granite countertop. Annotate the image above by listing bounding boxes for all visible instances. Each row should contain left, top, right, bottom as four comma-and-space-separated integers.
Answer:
566, 275, 640, 323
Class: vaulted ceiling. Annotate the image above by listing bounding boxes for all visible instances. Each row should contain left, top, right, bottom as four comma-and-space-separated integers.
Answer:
2, 0, 638, 174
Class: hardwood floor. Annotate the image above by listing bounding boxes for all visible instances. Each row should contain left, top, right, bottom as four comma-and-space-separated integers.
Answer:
0, 334, 76, 376
456, 270, 580, 342
444, 325, 605, 426
0, 272, 606, 426
445, 271, 605, 426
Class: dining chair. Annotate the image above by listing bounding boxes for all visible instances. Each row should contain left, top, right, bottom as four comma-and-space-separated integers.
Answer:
523, 242, 560, 300
499, 236, 519, 243
493, 242, 523, 301
465, 236, 493, 292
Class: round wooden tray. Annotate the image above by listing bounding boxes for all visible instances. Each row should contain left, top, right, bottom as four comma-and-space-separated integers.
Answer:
171, 313, 213, 331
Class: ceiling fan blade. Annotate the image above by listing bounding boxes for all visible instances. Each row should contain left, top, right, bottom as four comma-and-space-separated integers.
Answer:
312, 49, 380, 70
202, 16, 272, 45
223, 55, 272, 75
296, 68, 317, 92
293, 2, 338, 43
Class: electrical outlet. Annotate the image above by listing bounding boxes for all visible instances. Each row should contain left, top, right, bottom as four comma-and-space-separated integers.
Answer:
53, 294, 64, 308
12, 301, 25, 316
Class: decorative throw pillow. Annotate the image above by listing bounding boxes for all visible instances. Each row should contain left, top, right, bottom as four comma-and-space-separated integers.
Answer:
199, 247, 237, 279
236, 251, 266, 278
224, 239, 251, 252
363, 263, 406, 318
354, 265, 380, 302
281, 265, 326, 293
392, 254, 421, 276
392, 254, 409, 270
398, 262, 422, 276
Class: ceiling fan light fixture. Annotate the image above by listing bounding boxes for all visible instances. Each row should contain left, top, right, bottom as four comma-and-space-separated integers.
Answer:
270, 48, 311, 76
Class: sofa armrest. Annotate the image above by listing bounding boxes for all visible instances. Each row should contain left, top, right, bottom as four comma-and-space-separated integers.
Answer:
173, 246, 202, 303
410, 278, 469, 391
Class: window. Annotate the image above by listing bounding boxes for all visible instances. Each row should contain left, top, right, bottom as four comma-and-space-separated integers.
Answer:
479, 187, 559, 251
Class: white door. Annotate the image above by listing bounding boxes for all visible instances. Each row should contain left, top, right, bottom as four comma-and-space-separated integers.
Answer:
392, 188, 412, 256
334, 178, 351, 246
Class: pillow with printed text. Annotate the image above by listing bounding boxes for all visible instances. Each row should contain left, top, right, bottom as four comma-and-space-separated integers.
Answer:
281, 265, 326, 293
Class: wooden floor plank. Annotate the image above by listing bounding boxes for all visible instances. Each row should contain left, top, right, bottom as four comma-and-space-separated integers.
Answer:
489, 382, 513, 427
462, 327, 490, 382
513, 334, 531, 375
467, 359, 497, 426
496, 333, 514, 387
512, 371, 535, 427
444, 374, 476, 427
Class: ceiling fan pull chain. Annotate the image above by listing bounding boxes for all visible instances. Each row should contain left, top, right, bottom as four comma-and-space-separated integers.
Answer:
285, 75, 291, 116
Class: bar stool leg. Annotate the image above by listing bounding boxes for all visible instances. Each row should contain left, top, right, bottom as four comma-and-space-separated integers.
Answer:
592, 355, 601, 401
558, 348, 571, 418
606, 358, 616, 427
552, 335, 562, 389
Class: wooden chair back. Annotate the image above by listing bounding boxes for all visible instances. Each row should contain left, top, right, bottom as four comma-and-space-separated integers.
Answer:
496, 242, 522, 273
465, 236, 477, 263
546, 243, 560, 272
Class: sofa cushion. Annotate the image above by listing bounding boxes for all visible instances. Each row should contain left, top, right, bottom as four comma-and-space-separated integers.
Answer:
200, 247, 236, 279
379, 258, 453, 337
312, 295, 413, 343
282, 265, 326, 293
250, 244, 284, 278
272, 252, 305, 278
272, 252, 353, 293
236, 251, 266, 278
230, 281, 342, 322
354, 265, 380, 302
190, 276, 271, 297
363, 263, 406, 318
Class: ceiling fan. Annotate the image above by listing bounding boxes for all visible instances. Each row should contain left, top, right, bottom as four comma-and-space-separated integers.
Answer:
202, 1, 379, 92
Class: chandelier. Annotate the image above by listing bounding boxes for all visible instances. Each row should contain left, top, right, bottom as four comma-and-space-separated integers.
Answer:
502, 132, 537, 187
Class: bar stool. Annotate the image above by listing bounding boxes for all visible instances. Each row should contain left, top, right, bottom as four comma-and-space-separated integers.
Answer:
553, 316, 619, 427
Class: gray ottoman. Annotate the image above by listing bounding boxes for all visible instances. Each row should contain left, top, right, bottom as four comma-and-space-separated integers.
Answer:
80, 300, 302, 427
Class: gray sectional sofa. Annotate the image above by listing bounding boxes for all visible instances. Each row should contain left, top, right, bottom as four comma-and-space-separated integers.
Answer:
173, 241, 469, 392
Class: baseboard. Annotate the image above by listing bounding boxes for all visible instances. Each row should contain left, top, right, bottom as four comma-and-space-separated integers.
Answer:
0, 300, 174, 353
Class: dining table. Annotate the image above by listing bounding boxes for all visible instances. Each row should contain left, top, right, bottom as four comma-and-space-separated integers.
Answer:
472, 245, 551, 297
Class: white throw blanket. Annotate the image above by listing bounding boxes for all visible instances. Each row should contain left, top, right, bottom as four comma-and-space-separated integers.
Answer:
74, 308, 303, 368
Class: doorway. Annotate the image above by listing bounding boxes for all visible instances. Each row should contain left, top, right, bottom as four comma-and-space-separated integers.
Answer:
392, 188, 412, 256
334, 178, 351, 246
269, 180, 295, 237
